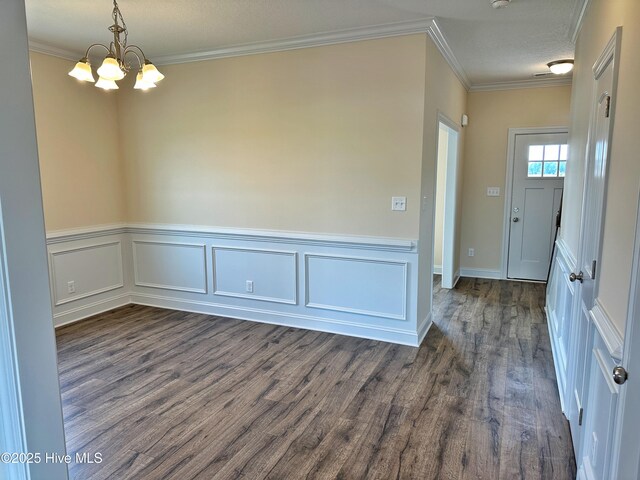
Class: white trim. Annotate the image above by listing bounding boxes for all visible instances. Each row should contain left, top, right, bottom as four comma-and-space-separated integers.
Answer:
28, 40, 79, 61
28, 18, 473, 93
557, 237, 578, 272
433, 265, 443, 275
452, 269, 461, 287
53, 293, 132, 328
130, 292, 421, 346
49, 240, 124, 306
545, 303, 567, 413
304, 253, 408, 321
417, 312, 432, 345
436, 112, 462, 289
46, 223, 126, 244
590, 300, 624, 361
459, 268, 502, 280
211, 246, 298, 305
569, 0, 592, 44
593, 346, 620, 394
501, 127, 570, 279
593, 28, 621, 79
127, 224, 416, 252
0, 203, 28, 480
152, 18, 435, 65
46, 223, 417, 252
426, 20, 471, 90
470, 77, 572, 92
132, 240, 208, 294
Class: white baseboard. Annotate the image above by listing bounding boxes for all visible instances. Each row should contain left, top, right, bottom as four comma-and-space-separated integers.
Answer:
130, 292, 422, 346
54, 293, 131, 328
433, 265, 442, 275
459, 268, 503, 279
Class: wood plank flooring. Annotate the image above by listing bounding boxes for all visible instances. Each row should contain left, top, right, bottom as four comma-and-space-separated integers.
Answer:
56, 277, 576, 479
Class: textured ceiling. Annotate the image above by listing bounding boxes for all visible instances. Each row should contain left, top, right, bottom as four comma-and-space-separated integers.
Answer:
25, 0, 582, 86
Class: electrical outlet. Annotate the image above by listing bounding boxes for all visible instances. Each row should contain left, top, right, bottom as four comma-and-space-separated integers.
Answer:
246, 280, 254, 293
391, 196, 407, 211
468, 248, 475, 257
67, 281, 75, 294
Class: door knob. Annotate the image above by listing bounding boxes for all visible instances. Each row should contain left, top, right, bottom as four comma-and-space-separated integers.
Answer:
613, 366, 628, 385
512, 217, 519, 223
569, 271, 584, 283
569, 272, 584, 283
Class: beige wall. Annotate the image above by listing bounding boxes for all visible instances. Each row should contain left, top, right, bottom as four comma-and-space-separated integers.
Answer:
460, 86, 572, 272
562, 0, 640, 333
30, 52, 126, 232
418, 37, 468, 322
116, 35, 427, 238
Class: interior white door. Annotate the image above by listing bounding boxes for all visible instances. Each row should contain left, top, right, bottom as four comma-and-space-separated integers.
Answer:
571, 31, 619, 476
507, 132, 567, 280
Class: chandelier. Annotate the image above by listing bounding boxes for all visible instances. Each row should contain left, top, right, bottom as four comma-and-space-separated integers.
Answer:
68, 0, 164, 91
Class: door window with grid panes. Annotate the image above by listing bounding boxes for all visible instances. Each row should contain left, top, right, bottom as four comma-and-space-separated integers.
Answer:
527, 144, 568, 178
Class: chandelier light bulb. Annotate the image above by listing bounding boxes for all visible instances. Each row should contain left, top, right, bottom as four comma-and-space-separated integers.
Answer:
97, 55, 125, 81
134, 71, 157, 90
95, 77, 119, 90
141, 61, 165, 84
68, 58, 96, 82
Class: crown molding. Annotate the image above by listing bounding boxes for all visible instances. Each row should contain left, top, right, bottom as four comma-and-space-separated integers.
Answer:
469, 76, 572, 92
569, 0, 592, 44
425, 19, 471, 91
28, 40, 79, 61
152, 18, 437, 65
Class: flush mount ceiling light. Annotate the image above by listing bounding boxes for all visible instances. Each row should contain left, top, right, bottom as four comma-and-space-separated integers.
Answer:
547, 59, 575, 75
490, 0, 512, 8
68, 0, 164, 91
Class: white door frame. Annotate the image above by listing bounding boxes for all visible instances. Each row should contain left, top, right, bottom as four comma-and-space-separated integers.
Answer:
501, 126, 569, 279
435, 112, 461, 289
0, 206, 28, 480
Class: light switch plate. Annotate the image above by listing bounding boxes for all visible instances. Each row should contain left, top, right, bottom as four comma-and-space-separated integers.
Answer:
392, 197, 407, 211
487, 187, 500, 197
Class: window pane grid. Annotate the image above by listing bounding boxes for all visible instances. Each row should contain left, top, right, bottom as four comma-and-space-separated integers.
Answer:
527, 144, 568, 178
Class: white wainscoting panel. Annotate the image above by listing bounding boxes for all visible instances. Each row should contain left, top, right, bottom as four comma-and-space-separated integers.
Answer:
133, 241, 207, 294
545, 240, 576, 410
48, 225, 422, 345
49, 241, 124, 306
212, 247, 297, 305
305, 254, 407, 320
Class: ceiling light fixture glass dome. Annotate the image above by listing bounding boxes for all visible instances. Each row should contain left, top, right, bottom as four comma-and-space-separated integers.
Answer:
547, 59, 575, 75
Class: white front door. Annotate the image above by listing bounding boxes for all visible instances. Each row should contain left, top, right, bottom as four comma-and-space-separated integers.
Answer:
507, 132, 568, 281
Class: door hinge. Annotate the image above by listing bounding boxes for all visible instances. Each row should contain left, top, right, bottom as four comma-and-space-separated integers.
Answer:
605, 95, 611, 118
579, 407, 584, 426
592, 260, 597, 279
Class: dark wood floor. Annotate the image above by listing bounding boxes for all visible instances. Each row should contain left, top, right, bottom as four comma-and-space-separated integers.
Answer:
56, 277, 576, 479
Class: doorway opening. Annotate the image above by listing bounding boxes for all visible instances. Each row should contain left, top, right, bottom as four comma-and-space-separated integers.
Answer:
434, 114, 461, 289
501, 127, 568, 281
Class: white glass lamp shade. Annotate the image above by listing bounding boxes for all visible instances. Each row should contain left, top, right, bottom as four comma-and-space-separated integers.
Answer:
134, 71, 157, 90
141, 62, 165, 83
68, 59, 95, 82
95, 77, 119, 90
97, 56, 125, 81
547, 60, 574, 75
